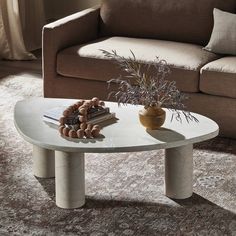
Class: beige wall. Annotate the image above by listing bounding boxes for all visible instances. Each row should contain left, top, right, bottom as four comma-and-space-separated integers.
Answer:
79, 0, 101, 10
44, 0, 101, 22
44, 0, 79, 21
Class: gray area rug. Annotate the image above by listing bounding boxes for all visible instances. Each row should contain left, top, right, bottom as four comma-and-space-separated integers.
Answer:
0, 75, 236, 236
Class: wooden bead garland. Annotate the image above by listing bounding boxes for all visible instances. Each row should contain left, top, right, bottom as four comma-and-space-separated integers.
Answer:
59, 97, 103, 139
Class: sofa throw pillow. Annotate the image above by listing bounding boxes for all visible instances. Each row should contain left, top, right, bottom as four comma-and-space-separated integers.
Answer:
204, 8, 236, 55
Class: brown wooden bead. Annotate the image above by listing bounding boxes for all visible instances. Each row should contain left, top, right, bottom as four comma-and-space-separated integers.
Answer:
90, 100, 95, 107
79, 115, 87, 123
92, 97, 99, 107
87, 123, 93, 130
76, 101, 83, 106
62, 127, 70, 136
79, 107, 87, 115
85, 128, 92, 138
80, 122, 87, 130
84, 101, 92, 108
68, 130, 77, 138
67, 105, 75, 112
72, 104, 78, 110
99, 101, 105, 106
59, 116, 66, 125
63, 109, 71, 117
76, 129, 84, 138
59, 125, 65, 135
80, 104, 89, 110
91, 128, 100, 138
93, 124, 101, 131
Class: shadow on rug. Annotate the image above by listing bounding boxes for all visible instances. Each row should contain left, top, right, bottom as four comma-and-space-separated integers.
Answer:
0, 75, 236, 235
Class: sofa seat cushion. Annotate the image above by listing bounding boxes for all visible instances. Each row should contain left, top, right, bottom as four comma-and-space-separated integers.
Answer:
57, 37, 219, 92
200, 57, 236, 98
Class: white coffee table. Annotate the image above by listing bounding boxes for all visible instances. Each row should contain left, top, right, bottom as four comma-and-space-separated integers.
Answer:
14, 98, 219, 209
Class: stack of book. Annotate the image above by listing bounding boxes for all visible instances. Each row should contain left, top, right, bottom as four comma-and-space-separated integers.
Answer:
43, 106, 115, 126
86, 106, 115, 124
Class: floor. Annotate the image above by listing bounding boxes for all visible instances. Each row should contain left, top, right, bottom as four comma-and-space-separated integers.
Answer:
0, 50, 42, 79
0, 55, 236, 235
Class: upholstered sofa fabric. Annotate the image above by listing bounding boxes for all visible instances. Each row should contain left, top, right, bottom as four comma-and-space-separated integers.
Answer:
43, 7, 100, 99
57, 37, 219, 93
100, 0, 236, 46
200, 57, 236, 99
186, 93, 236, 138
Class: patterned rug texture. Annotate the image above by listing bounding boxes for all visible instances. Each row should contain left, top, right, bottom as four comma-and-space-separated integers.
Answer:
0, 74, 236, 236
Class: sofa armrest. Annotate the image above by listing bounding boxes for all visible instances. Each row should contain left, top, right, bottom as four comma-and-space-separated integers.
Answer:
43, 6, 100, 97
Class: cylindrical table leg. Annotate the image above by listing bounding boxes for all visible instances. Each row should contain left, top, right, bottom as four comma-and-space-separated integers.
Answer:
55, 151, 85, 209
165, 144, 193, 199
33, 145, 55, 178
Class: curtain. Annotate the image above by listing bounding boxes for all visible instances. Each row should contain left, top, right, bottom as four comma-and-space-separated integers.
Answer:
0, 0, 36, 60
19, 0, 46, 52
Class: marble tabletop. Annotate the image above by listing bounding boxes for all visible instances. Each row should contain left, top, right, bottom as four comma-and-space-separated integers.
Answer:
14, 98, 219, 153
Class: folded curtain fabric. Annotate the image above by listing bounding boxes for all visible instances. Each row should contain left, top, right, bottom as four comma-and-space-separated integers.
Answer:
0, 0, 35, 60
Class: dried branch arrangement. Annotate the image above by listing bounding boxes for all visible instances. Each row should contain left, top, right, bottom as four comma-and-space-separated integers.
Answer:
101, 49, 198, 123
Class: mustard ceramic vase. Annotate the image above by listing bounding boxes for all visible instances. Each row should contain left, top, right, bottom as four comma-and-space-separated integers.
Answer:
139, 106, 166, 129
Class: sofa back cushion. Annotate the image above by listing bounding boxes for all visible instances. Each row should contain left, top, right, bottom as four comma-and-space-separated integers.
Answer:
99, 0, 236, 45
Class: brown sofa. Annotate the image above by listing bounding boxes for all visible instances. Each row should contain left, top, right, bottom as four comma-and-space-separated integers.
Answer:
43, 0, 236, 138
